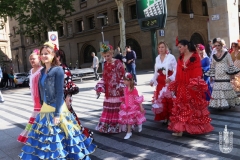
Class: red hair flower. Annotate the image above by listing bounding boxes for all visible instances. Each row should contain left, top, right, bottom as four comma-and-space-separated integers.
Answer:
125, 72, 133, 80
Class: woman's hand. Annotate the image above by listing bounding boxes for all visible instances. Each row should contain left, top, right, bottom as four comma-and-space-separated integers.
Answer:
150, 81, 154, 87
165, 78, 171, 84
54, 117, 60, 125
65, 95, 71, 109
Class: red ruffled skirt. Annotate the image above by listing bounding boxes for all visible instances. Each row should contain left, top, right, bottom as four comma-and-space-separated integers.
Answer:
168, 78, 214, 134
153, 70, 173, 121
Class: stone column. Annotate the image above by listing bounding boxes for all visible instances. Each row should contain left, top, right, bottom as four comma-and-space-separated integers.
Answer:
208, 0, 239, 47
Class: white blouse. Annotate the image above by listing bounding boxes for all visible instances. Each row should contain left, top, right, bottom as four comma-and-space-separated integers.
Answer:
150, 54, 177, 86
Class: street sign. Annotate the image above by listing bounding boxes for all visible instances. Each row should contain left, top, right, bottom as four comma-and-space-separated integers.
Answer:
136, 0, 167, 31
211, 14, 220, 21
48, 31, 59, 49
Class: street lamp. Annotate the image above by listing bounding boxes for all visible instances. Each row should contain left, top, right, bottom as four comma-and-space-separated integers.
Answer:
189, 10, 194, 19
97, 14, 108, 43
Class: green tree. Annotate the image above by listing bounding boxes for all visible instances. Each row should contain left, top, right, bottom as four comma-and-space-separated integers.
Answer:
0, 0, 75, 40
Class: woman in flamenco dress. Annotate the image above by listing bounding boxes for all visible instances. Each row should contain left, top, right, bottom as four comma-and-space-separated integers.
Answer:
196, 44, 212, 101
17, 49, 42, 143
95, 44, 125, 133
168, 39, 214, 136
230, 41, 240, 92
56, 49, 93, 139
150, 42, 177, 124
19, 42, 96, 159
207, 38, 240, 109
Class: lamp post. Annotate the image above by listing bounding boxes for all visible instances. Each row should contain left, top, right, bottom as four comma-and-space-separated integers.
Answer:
189, 10, 194, 19
97, 14, 108, 43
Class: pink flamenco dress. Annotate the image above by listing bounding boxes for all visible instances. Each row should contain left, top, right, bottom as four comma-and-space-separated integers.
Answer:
118, 87, 146, 131
95, 59, 125, 133
17, 67, 42, 143
168, 53, 214, 134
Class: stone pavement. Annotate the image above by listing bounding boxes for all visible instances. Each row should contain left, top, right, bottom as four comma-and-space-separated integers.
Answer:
0, 70, 239, 160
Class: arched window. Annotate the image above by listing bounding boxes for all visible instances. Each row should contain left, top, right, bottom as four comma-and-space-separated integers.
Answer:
202, 0, 208, 16
126, 38, 142, 59
83, 45, 96, 63
190, 33, 205, 45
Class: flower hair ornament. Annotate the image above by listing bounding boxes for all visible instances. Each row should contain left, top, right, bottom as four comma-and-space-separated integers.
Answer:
197, 44, 205, 51
125, 72, 133, 80
101, 43, 113, 52
32, 49, 40, 55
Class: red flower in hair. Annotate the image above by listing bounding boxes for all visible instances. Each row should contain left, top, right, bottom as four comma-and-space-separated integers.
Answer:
54, 44, 58, 51
125, 73, 133, 80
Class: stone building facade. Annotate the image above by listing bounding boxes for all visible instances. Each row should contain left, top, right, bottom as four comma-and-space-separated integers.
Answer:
8, 0, 240, 72
0, 17, 12, 72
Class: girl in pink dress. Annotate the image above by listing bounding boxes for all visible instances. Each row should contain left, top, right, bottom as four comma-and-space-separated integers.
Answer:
17, 49, 42, 143
119, 72, 146, 139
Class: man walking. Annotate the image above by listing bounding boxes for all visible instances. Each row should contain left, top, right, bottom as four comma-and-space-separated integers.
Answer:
125, 45, 137, 84
91, 52, 99, 80
0, 66, 4, 103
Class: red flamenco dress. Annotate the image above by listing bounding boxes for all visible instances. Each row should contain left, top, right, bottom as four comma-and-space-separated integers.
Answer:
152, 70, 174, 121
95, 60, 125, 133
168, 53, 214, 134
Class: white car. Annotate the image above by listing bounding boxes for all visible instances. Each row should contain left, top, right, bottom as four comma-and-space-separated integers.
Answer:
14, 73, 28, 86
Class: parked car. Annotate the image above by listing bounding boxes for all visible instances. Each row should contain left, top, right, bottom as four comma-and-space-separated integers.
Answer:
14, 73, 28, 87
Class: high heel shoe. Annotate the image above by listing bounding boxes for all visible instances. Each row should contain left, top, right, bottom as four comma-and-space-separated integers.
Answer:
124, 132, 132, 139
172, 132, 183, 137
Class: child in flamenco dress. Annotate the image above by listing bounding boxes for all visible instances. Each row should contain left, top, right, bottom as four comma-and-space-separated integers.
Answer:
118, 72, 146, 139
17, 49, 43, 143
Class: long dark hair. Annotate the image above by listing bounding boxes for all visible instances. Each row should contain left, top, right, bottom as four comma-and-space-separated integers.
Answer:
56, 49, 67, 65
178, 39, 196, 52
40, 45, 58, 67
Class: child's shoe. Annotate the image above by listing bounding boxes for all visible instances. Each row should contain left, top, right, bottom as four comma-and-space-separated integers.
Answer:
124, 132, 132, 139
138, 124, 142, 132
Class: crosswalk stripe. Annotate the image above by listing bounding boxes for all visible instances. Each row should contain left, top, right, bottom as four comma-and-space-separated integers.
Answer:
1, 100, 240, 159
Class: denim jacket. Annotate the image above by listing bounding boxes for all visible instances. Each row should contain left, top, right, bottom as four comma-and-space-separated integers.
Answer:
39, 66, 64, 117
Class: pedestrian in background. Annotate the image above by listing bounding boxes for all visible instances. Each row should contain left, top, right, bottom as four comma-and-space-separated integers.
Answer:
125, 45, 137, 85
118, 72, 146, 139
95, 43, 125, 133
0, 66, 4, 103
19, 42, 96, 159
91, 52, 99, 80
17, 49, 42, 143
168, 39, 213, 136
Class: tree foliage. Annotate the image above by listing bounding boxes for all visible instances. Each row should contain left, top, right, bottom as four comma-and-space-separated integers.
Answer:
0, 0, 75, 38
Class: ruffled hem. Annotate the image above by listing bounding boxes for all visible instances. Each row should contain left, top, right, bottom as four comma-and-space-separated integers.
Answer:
205, 68, 215, 77
19, 107, 97, 159
226, 65, 240, 75
94, 79, 105, 93
95, 122, 122, 133
118, 106, 146, 125
168, 122, 214, 134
